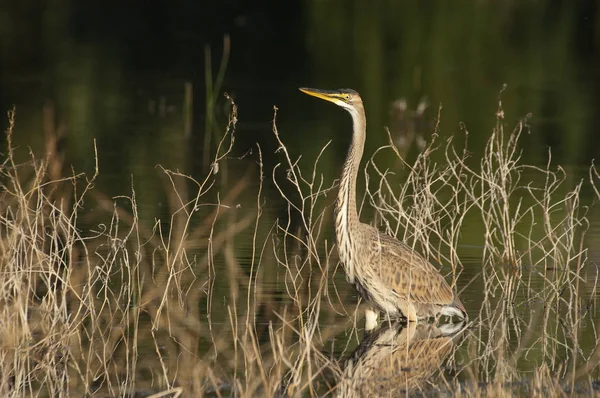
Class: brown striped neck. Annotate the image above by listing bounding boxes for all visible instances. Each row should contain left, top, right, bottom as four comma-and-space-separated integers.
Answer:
335, 104, 367, 265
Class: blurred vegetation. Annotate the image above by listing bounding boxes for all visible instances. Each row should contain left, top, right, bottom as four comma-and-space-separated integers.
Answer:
1, 2, 598, 196
304, 0, 598, 168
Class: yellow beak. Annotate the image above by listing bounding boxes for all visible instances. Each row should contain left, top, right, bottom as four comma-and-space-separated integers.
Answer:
299, 87, 343, 104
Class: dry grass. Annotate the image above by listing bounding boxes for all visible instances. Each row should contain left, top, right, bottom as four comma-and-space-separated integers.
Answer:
0, 91, 599, 397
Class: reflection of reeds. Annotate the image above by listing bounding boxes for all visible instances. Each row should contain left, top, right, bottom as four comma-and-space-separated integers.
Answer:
1, 89, 599, 396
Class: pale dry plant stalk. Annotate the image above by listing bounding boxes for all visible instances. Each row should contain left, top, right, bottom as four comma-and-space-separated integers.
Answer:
359, 93, 596, 395
473, 143, 591, 392
0, 107, 102, 396
269, 105, 351, 396
0, 95, 262, 397
449, 97, 593, 392
365, 122, 472, 280
139, 94, 267, 395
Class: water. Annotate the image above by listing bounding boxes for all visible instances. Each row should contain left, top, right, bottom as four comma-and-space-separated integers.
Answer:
2, 2, 600, 396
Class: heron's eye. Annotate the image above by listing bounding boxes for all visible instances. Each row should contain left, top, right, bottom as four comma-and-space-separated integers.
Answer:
345, 94, 352, 100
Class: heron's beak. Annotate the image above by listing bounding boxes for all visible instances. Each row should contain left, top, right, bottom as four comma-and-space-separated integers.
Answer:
299, 87, 343, 104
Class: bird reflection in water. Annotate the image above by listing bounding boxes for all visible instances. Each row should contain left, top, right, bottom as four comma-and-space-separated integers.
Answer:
335, 320, 467, 397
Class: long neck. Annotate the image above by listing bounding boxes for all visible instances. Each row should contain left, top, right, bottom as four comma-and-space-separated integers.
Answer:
335, 105, 366, 265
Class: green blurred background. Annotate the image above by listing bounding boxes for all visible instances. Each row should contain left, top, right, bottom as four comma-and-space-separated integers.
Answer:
1, 0, 599, 235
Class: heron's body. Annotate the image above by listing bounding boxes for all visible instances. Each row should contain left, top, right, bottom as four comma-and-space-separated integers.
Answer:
299, 87, 466, 328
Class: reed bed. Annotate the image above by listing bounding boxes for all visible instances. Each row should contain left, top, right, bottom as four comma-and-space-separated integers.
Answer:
0, 93, 599, 397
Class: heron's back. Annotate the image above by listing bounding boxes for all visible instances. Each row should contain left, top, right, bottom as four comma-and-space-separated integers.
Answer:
349, 224, 462, 318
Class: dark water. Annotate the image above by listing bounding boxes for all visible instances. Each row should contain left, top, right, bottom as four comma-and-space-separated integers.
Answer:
3, 1, 600, 395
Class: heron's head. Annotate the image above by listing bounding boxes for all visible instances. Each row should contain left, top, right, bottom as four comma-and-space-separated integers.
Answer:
299, 88, 363, 114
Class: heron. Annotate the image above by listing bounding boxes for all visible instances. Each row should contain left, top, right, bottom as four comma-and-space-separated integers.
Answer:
299, 87, 466, 331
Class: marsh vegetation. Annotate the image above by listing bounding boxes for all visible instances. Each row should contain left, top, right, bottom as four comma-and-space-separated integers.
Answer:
1, 89, 599, 397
